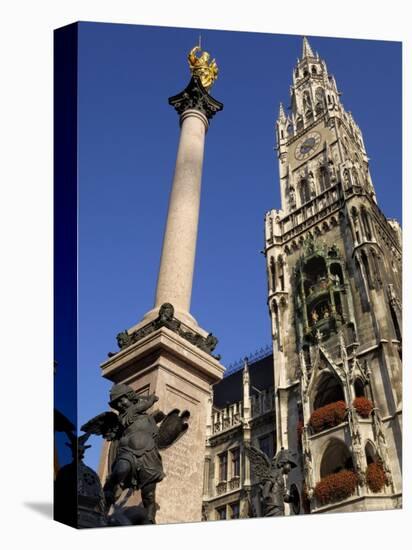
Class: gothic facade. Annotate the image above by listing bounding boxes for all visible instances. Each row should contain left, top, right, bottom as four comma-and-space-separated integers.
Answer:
203, 37, 402, 521
264, 37, 402, 513
201, 352, 278, 520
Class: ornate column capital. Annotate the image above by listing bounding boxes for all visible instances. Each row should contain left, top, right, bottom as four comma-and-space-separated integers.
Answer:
168, 76, 223, 123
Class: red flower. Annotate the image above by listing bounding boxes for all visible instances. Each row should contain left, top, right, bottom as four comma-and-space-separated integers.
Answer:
309, 401, 346, 433
314, 470, 358, 505
366, 462, 386, 493
353, 397, 373, 418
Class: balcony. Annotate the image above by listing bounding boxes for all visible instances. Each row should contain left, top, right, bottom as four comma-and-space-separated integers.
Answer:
250, 388, 275, 418
212, 401, 242, 434
314, 469, 359, 507
306, 279, 331, 304
215, 477, 241, 497
228, 477, 240, 491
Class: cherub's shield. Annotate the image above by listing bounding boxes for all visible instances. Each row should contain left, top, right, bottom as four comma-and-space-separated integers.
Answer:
157, 409, 190, 449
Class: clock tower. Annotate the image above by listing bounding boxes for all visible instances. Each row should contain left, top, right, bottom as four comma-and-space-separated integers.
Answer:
265, 37, 402, 514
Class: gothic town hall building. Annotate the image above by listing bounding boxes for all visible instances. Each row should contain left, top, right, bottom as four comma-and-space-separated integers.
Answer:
202, 37, 402, 520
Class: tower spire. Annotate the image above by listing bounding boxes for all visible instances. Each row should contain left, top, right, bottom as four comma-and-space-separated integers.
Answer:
278, 102, 286, 121
302, 36, 314, 58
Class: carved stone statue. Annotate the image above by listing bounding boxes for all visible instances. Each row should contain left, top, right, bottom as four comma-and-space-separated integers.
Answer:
110, 303, 220, 359
246, 446, 298, 516
308, 172, 316, 195
289, 186, 296, 206
81, 383, 190, 524
343, 168, 351, 189
328, 160, 336, 181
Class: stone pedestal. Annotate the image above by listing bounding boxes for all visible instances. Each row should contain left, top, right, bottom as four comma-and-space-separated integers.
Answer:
100, 325, 224, 524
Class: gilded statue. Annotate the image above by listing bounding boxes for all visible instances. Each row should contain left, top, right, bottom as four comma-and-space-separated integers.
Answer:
188, 45, 218, 90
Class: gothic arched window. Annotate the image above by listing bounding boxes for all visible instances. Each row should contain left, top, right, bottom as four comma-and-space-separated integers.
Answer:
390, 302, 402, 342
270, 256, 276, 291
360, 250, 373, 289
361, 208, 373, 240
300, 179, 310, 204
311, 66, 317, 75
313, 373, 345, 410
354, 378, 366, 398
352, 168, 360, 186
320, 439, 353, 478
277, 255, 285, 291
303, 91, 312, 110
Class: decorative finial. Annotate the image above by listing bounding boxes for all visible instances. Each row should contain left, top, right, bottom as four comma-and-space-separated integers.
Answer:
279, 102, 286, 121
188, 44, 219, 91
302, 36, 314, 58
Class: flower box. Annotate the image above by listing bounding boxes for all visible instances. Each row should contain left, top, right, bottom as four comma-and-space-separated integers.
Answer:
309, 401, 346, 433
353, 397, 373, 418
366, 462, 386, 493
314, 470, 358, 505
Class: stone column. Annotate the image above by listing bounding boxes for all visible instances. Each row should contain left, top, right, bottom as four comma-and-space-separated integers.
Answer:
99, 76, 224, 525
154, 109, 207, 321
143, 76, 223, 328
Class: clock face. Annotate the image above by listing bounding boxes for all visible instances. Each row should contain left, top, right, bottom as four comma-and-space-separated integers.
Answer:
294, 131, 321, 160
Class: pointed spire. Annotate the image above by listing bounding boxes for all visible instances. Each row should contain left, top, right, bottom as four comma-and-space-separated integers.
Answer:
278, 102, 286, 121
302, 36, 314, 58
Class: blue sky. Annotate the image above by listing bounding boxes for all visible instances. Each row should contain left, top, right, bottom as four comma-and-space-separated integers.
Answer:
56, 22, 402, 469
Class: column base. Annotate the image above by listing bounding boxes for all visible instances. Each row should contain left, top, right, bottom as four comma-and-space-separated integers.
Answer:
100, 325, 224, 524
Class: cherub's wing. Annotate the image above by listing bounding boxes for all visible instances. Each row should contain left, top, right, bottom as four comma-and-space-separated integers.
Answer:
81, 412, 120, 438
157, 409, 190, 450
244, 445, 272, 483
54, 408, 75, 434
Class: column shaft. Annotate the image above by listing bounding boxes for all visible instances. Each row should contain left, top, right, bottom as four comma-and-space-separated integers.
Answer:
155, 109, 208, 318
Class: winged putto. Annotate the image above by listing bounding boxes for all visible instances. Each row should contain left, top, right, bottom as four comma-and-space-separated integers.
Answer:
245, 445, 298, 517
81, 383, 190, 524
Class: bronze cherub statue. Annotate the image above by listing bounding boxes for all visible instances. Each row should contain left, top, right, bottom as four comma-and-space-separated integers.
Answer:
81, 383, 190, 524
246, 445, 298, 517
